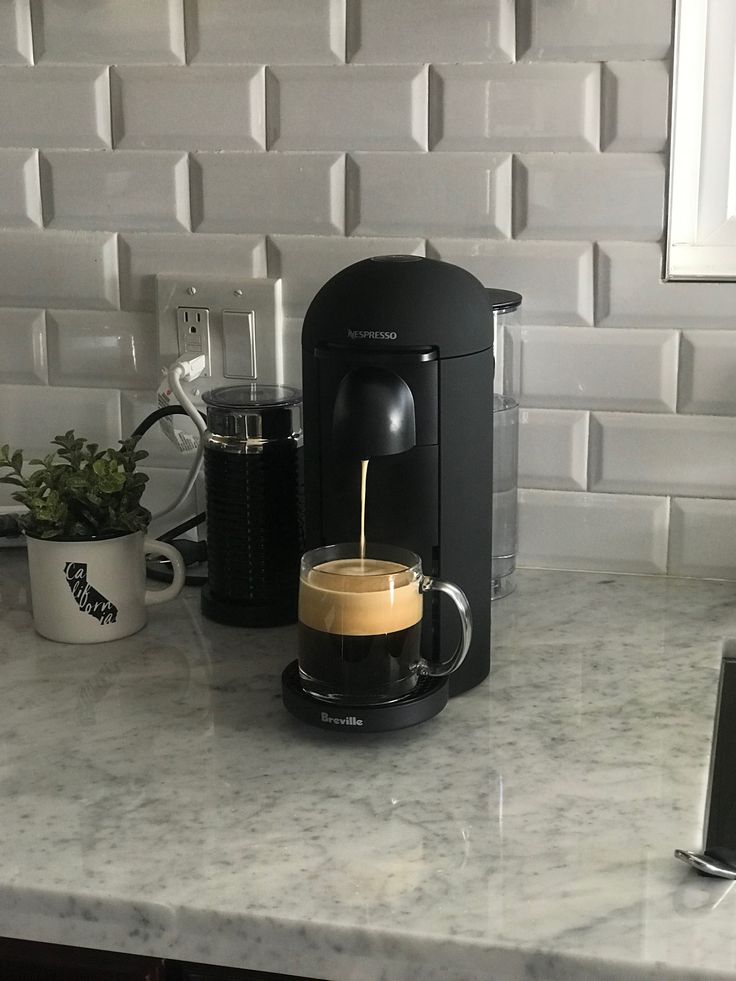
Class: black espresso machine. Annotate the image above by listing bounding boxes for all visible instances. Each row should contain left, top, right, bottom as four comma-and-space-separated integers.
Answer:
284, 255, 493, 725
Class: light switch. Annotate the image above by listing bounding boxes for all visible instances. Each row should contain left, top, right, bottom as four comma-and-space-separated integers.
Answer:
222, 309, 257, 380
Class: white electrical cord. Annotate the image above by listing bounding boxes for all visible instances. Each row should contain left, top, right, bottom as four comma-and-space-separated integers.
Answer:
151, 355, 208, 523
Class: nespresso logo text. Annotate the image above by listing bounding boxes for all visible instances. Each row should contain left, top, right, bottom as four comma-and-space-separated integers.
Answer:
321, 711, 364, 727
346, 329, 398, 340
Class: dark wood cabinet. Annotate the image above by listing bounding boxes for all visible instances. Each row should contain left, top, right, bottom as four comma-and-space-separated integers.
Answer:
0, 936, 165, 980
0, 937, 324, 981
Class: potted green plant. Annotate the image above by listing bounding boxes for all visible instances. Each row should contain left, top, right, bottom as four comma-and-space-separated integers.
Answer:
0, 430, 186, 644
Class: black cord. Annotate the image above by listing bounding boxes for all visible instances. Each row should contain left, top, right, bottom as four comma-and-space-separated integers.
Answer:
130, 404, 206, 439
129, 405, 209, 587
158, 511, 206, 543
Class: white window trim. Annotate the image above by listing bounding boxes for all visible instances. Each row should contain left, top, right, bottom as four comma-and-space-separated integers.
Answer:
667, 0, 736, 280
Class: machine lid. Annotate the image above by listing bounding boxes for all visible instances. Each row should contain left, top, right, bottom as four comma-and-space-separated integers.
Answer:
486, 288, 522, 313
301, 255, 493, 359
202, 384, 302, 410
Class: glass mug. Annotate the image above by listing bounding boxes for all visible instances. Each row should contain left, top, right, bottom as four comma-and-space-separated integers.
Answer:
298, 543, 472, 704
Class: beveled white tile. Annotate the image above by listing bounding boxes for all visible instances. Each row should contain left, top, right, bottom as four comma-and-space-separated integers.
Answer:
267, 65, 427, 151
0, 230, 118, 309
0, 149, 41, 228
193, 152, 344, 234
518, 408, 588, 491
281, 317, 304, 390
669, 498, 736, 580
601, 61, 669, 152
35, 0, 185, 64
42, 151, 190, 231
0, 384, 121, 461
429, 63, 599, 152
121, 391, 202, 470
347, 152, 511, 238
187, 0, 344, 64
112, 66, 265, 151
0, 309, 46, 384
518, 488, 669, 574
118, 232, 266, 311
597, 243, 736, 327
515, 326, 678, 411
348, 0, 514, 64
679, 332, 736, 415
0, 66, 111, 148
517, 0, 672, 61
589, 412, 736, 498
0, 1, 33, 64
428, 239, 593, 326
143, 466, 205, 540
268, 235, 425, 318
46, 311, 157, 390
515, 153, 664, 241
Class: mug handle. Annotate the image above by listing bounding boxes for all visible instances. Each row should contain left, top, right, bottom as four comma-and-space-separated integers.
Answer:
143, 538, 186, 606
418, 576, 473, 677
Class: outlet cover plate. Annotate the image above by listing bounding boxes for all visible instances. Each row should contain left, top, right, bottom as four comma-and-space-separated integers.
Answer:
155, 275, 283, 390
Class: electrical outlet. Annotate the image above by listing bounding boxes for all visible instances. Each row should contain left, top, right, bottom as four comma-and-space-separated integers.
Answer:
156, 276, 283, 391
176, 306, 211, 376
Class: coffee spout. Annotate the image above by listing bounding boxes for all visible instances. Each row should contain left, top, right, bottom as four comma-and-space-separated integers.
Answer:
332, 366, 416, 458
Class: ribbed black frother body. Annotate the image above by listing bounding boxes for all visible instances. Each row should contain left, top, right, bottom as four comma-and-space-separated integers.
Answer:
201, 385, 304, 627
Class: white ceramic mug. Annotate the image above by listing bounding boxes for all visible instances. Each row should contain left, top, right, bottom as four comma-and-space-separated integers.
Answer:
26, 531, 186, 644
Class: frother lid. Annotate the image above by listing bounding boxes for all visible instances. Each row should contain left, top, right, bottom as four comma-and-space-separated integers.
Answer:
202, 384, 302, 440
486, 288, 522, 313
202, 384, 302, 409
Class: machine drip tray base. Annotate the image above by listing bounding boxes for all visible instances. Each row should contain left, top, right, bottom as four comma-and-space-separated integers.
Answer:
281, 660, 448, 732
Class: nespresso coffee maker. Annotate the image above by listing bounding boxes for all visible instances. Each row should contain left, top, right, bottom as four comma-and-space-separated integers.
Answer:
281, 255, 493, 728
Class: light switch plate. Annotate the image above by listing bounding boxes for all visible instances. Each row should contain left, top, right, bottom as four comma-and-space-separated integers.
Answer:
155, 275, 283, 390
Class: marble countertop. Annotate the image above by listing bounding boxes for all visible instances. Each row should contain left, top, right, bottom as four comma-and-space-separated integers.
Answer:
1, 551, 736, 980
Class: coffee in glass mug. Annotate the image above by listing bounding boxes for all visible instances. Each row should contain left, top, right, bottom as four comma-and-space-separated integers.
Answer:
298, 544, 472, 704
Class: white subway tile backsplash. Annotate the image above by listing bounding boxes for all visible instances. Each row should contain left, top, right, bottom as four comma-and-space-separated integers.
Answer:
0, 230, 118, 309
597, 243, 736, 327
428, 239, 594, 326
193, 152, 344, 235
187, 0, 344, 65
347, 152, 511, 238
118, 232, 266, 311
42, 151, 190, 232
0, 149, 41, 228
268, 235, 424, 318
267, 65, 428, 151
34, 0, 185, 64
429, 64, 599, 152
121, 391, 202, 470
514, 154, 665, 241
0, 384, 121, 460
518, 488, 669, 574
669, 498, 736, 580
111, 66, 266, 151
0, 66, 111, 148
601, 62, 669, 153
589, 413, 736, 498
517, 0, 672, 61
0, 0, 729, 583
348, 0, 514, 64
516, 326, 678, 412
518, 408, 588, 491
0, 310, 46, 385
46, 311, 157, 390
0, 1, 33, 64
679, 332, 736, 415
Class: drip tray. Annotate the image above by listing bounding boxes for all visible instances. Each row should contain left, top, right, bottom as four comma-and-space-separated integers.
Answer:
281, 660, 448, 732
